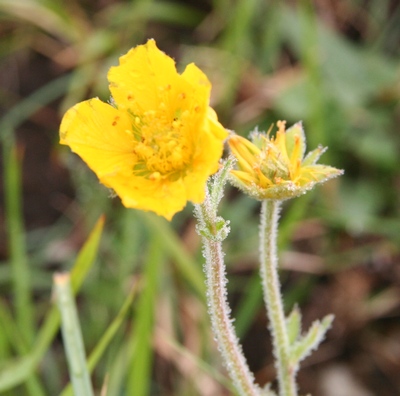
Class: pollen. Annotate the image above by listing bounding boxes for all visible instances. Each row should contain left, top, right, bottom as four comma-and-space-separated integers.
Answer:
149, 172, 161, 180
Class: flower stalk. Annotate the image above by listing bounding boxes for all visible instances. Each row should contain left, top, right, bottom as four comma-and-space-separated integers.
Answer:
203, 235, 260, 396
194, 160, 263, 396
259, 200, 297, 396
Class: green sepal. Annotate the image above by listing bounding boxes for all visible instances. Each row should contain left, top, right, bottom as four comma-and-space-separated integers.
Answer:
299, 164, 344, 185
302, 145, 326, 166
285, 122, 306, 160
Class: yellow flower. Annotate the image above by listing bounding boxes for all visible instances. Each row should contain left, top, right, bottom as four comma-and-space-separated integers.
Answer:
228, 121, 343, 200
60, 39, 227, 220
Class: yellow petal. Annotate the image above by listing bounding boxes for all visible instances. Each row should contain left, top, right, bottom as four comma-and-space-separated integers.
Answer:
230, 169, 257, 184
103, 174, 187, 220
60, 98, 135, 178
206, 107, 228, 140
228, 135, 259, 173
184, 116, 226, 202
181, 63, 210, 114
274, 120, 289, 162
108, 39, 184, 112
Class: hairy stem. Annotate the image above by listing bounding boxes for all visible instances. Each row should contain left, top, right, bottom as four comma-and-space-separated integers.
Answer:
259, 200, 297, 396
195, 163, 263, 396
203, 235, 260, 396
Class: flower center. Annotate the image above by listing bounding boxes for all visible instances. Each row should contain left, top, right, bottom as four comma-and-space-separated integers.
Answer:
131, 109, 192, 180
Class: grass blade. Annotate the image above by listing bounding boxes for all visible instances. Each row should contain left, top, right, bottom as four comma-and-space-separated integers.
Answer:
54, 273, 94, 396
3, 132, 34, 346
0, 216, 105, 392
140, 212, 205, 300
59, 282, 138, 396
127, 235, 162, 396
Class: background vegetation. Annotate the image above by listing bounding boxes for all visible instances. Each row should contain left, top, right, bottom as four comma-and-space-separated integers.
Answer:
1, 0, 399, 395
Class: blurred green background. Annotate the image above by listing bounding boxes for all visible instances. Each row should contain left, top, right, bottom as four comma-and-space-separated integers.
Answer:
0, 0, 399, 395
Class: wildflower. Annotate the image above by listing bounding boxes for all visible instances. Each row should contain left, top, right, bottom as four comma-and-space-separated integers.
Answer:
60, 39, 227, 220
228, 121, 343, 200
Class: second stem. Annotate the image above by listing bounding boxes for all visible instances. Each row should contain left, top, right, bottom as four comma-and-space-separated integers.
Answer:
259, 200, 297, 396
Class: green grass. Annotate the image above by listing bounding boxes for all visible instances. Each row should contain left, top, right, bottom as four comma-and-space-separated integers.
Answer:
1, 0, 399, 395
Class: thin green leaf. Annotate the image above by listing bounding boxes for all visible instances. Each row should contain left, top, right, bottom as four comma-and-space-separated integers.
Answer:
59, 282, 138, 396
128, 236, 162, 396
54, 273, 94, 396
3, 135, 34, 346
0, 217, 105, 392
140, 212, 205, 299
285, 306, 301, 346
0, 301, 46, 396
290, 314, 334, 365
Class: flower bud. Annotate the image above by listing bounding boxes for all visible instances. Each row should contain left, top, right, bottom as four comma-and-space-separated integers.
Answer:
228, 121, 343, 200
